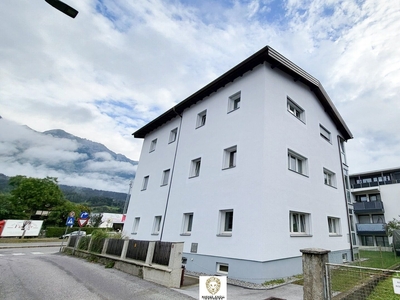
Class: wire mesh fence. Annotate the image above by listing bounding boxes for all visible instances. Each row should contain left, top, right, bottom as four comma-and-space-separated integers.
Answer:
326, 263, 400, 300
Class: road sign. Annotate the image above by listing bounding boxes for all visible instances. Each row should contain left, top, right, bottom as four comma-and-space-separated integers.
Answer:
66, 217, 75, 226
80, 212, 89, 219
77, 218, 89, 227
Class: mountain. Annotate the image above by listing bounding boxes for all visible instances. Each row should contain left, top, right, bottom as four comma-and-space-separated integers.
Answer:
0, 118, 138, 193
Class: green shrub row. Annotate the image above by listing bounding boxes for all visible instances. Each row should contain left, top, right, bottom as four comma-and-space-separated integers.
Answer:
45, 227, 111, 237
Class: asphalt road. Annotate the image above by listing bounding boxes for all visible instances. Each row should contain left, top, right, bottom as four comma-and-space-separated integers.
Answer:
0, 247, 195, 300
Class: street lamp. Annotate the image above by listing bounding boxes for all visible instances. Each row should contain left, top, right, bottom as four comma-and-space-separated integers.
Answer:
45, 0, 78, 18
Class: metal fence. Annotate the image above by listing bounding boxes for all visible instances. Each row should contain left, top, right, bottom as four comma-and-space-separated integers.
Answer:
326, 263, 400, 299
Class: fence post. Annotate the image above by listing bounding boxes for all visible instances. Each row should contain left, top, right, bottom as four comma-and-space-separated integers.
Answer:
300, 248, 331, 300
146, 241, 156, 264
102, 238, 109, 255
120, 239, 129, 260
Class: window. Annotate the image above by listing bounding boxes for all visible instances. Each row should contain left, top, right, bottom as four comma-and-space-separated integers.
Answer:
324, 168, 336, 187
161, 169, 170, 186
320, 124, 331, 142
369, 194, 381, 201
328, 217, 340, 235
149, 139, 157, 152
340, 140, 347, 165
181, 213, 193, 235
375, 236, 389, 247
290, 211, 311, 235
287, 98, 305, 122
360, 235, 374, 246
223, 146, 237, 169
228, 92, 241, 112
218, 210, 233, 236
141, 176, 149, 191
189, 158, 201, 178
169, 128, 178, 143
196, 110, 207, 128
217, 263, 229, 274
288, 150, 308, 175
356, 195, 367, 202
152, 216, 162, 235
132, 217, 140, 234
342, 253, 348, 263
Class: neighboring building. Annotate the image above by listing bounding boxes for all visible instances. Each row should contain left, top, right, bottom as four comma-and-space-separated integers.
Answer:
349, 167, 400, 250
124, 46, 353, 283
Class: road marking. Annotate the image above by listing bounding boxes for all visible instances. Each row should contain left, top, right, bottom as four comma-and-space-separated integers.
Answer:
12, 253, 25, 256
31, 252, 44, 255
0, 254, 4, 256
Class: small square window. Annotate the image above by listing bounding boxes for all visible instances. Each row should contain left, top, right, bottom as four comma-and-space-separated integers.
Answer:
223, 146, 237, 169
217, 263, 229, 274
132, 217, 140, 234
190, 158, 201, 178
290, 211, 311, 235
218, 210, 233, 236
228, 92, 241, 112
149, 139, 157, 152
161, 169, 170, 186
196, 110, 207, 128
328, 217, 341, 235
169, 128, 178, 143
287, 98, 305, 122
141, 176, 149, 191
181, 213, 193, 235
320, 124, 331, 142
288, 150, 308, 176
152, 216, 162, 235
324, 168, 336, 187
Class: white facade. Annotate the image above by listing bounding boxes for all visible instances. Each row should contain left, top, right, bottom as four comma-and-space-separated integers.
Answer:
124, 46, 353, 283
349, 168, 400, 249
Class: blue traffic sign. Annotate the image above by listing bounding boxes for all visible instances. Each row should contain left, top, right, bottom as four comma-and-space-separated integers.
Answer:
80, 212, 89, 219
66, 217, 75, 226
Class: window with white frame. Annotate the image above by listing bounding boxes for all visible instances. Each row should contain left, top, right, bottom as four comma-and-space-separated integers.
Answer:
161, 169, 170, 186
196, 110, 207, 128
181, 213, 193, 235
189, 158, 201, 178
319, 124, 331, 142
149, 139, 157, 152
288, 150, 308, 175
132, 217, 140, 234
141, 176, 149, 191
340, 140, 347, 165
152, 216, 162, 235
223, 146, 237, 169
228, 92, 241, 112
328, 217, 341, 235
290, 211, 311, 235
218, 210, 233, 236
217, 263, 229, 274
324, 168, 336, 187
287, 97, 305, 122
169, 128, 178, 143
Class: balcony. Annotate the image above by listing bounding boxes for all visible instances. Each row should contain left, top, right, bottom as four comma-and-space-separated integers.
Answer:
353, 201, 384, 214
356, 223, 387, 235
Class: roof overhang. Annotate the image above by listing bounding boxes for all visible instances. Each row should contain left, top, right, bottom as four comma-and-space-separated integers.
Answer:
133, 46, 353, 140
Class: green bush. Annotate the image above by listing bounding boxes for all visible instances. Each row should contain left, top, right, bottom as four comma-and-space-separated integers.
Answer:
78, 236, 90, 250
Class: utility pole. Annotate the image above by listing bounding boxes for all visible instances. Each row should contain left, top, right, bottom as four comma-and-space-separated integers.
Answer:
45, 0, 78, 18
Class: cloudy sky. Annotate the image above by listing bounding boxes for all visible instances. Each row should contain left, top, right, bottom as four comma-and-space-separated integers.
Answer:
1, 0, 400, 189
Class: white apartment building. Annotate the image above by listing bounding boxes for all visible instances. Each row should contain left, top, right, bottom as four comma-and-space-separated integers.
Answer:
349, 168, 400, 250
124, 46, 353, 283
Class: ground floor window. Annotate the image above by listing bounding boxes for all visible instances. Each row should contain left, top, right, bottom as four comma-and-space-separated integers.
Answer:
360, 235, 374, 246
375, 236, 389, 247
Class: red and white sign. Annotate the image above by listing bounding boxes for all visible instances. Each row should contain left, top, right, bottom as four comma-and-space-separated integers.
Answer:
77, 218, 89, 227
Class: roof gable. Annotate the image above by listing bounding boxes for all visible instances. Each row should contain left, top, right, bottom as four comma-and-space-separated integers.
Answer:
133, 46, 353, 140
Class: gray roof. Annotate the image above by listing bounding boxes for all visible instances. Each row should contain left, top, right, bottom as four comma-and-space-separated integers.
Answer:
133, 45, 353, 140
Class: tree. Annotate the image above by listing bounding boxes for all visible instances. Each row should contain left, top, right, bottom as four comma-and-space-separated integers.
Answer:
89, 213, 103, 227
386, 218, 400, 237
9, 176, 64, 218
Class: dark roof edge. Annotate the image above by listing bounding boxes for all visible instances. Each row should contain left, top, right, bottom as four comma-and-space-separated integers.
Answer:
133, 46, 353, 140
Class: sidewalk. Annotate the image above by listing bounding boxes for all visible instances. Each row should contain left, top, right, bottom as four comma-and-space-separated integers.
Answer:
0, 241, 63, 249
174, 276, 303, 300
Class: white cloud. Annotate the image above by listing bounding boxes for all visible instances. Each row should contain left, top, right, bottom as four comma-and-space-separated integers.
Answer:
0, 0, 399, 182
